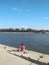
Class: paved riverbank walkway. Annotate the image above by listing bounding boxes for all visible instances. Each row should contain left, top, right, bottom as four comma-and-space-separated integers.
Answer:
0, 44, 49, 65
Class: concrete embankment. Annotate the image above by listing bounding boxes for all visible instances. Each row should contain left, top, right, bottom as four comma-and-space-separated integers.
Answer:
0, 44, 49, 65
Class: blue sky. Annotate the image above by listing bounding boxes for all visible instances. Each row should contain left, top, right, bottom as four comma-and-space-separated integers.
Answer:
0, 0, 49, 30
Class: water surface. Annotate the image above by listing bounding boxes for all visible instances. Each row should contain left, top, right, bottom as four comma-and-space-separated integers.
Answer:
0, 33, 49, 54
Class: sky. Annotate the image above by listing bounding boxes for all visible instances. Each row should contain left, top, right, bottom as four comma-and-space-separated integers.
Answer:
0, 0, 49, 30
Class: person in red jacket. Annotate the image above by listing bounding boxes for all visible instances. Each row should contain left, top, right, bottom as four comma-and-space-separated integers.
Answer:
19, 43, 25, 52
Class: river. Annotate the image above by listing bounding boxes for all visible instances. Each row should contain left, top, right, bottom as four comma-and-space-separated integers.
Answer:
0, 32, 49, 54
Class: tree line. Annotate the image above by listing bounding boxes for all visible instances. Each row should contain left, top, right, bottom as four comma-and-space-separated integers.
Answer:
0, 28, 49, 33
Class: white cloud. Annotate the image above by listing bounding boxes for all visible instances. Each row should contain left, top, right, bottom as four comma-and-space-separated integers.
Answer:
12, 8, 18, 11
12, 7, 30, 13
0, 24, 3, 29
12, 7, 23, 12
44, 17, 48, 20
20, 25, 31, 29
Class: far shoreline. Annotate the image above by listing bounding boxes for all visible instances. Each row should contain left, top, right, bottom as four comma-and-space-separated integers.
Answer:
0, 32, 37, 34
0, 32, 49, 34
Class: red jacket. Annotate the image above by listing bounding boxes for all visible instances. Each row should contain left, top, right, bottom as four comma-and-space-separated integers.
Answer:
20, 45, 25, 52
